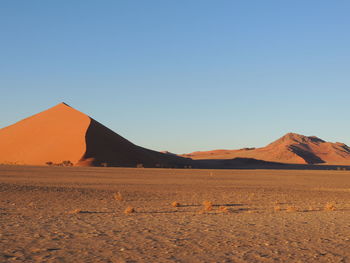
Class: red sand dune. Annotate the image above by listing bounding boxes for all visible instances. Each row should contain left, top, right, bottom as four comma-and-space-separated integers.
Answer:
182, 133, 350, 165
0, 103, 189, 167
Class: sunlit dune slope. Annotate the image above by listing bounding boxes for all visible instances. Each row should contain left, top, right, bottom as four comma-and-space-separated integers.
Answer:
0, 103, 90, 165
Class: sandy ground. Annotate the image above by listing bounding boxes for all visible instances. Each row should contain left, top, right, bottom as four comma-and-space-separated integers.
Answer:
1, 166, 350, 262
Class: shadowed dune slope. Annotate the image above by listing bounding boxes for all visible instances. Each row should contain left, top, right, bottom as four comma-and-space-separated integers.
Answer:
78, 119, 191, 167
0, 103, 90, 165
182, 133, 350, 165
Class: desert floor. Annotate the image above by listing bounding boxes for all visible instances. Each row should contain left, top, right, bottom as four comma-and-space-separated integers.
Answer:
1, 166, 350, 262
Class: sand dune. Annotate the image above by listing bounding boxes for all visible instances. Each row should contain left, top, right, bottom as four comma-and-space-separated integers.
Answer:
182, 133, 350, 165
0, 103, 189, 167
1, 103, 349, 168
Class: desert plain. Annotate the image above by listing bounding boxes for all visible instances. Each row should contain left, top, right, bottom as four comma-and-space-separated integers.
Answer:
1, 165, 350, 263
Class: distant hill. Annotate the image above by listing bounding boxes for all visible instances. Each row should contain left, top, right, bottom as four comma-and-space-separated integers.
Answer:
182, 133, 350, 165
0, 103, 190, 167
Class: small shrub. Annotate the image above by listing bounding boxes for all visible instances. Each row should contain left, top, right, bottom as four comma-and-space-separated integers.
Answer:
336, 167, 347, 171
124, 206, 135, 214
47, 160, 73, 167
325, 202, 336, 211
171, 201, 180, 207
286, 205, 297, 212
248, 193, 255, 201
62, 160, 73, 167
203, 201, 213, 211
274, 205, 281, 211
218, 206, 230, 213
67, 209, 81, 214
114, 192, 123, 201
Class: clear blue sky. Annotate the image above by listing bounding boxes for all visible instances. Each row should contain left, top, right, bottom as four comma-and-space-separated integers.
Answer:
1, 1, 349, 153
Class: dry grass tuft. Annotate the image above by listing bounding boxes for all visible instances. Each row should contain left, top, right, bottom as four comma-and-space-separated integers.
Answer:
286, 205, 297, 212
124, 206, 135, 214
203, 201, 213, 211
325, 202, 336, 211
274, 205, 281, 211
248, 193, 256, 201
308, 206, 315, 211
171, 201, 180, 207
67, 209, 82, 214
114, 192, 124, 201
218, 206, 230, 213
